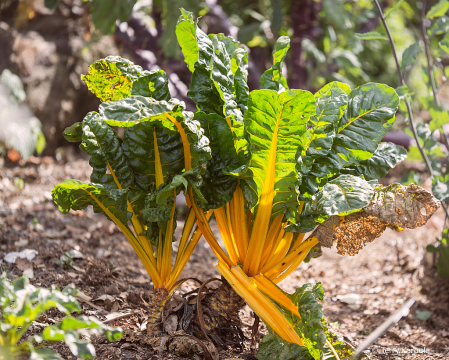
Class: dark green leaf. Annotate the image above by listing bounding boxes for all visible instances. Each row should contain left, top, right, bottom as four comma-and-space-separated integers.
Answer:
313, 174, 374, 215
342, 142, 407, 180
194, 112, 239, 209
80, 112, 134, 189
122, 122, 185, 192
300, 82, 350, 173
436, 245, 449, 277
52, 180, 130, 225
89, 0, 136, 35
260, 36, 290, 93
317, 83, 399, 175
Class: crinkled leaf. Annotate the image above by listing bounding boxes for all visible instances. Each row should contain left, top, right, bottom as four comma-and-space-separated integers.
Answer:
260, 36, 290, 93
89, 0, 136, 35
64, 330, 96, 359
312, 174, 374, 216
289, 283, 326, 358
63, 122, 82, 143
300, 82, 350, 173
257, 333, 314, 360
100, 96, 211, 179
236, 89, 315, 221
426, 0, 449, 19
210, 35, 244, 123
301, 83, 398, 197
52, 180, 131, 225
194, 112, 239, 209
81, 56, 170, 102
401, 42, 421, 72
80, 112, 134, 190
342, 142, 407, 180
122, 122, 185, 192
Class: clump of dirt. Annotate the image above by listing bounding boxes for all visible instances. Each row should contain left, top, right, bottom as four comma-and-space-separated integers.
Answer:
335, 213, 387, 256
84, 259, 113, 286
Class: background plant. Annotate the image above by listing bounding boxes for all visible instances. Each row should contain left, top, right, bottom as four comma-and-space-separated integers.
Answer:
0, 273, 122, 360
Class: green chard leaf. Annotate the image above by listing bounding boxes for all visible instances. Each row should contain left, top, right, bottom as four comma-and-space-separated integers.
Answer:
176, 10, 249, 120
194, 112, 239, 209
81, 56, 170, 102
63, 122, 83, 143
300, 81, 351, 173
341, 142, 407, 180
235, 89, 315, 220
289, 283, 326, 358
29, 348, 62, 360
80, 112, 133, 190
260, 36, 290, 93
432, 174, 449, 203
299, 83, 399, 199
99, 96, 211, 177
311, 174, 374, 216
52, 180, 131, 225
122, 122, 185, 193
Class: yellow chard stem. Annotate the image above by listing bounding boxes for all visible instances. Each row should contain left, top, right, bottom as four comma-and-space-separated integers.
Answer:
187, 190, 234, 268
268, 238, 319, 283
160, 190, 177, 284
214, 207, 239, 264
259, 214, 285, 268
167, 211, 213, 290
230, 185, 248, 263
260, 231, 293, 274
252, 274, 300, 316
172, 208, 196, 270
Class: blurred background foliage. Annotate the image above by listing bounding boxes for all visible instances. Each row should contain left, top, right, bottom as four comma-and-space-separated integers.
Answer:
0, 0, 446, 157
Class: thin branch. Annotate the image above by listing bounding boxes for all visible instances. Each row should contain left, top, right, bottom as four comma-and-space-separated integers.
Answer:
373, 0, 434, 177
421, 0, 440, 107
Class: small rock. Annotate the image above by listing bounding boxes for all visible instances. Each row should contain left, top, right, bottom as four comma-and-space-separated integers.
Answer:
336, 293, 362, 310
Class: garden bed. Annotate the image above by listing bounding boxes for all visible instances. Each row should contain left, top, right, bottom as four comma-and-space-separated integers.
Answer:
1, 154, 448, 359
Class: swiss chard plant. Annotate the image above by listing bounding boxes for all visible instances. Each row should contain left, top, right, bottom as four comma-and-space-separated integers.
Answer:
52, 8, 441, 359
0, 273, 122, 360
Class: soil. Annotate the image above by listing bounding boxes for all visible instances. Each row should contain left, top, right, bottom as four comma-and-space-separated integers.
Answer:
1, 154, 448, 360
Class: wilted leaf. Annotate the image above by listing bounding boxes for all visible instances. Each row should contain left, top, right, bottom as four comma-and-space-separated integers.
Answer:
311, 183, 441, 255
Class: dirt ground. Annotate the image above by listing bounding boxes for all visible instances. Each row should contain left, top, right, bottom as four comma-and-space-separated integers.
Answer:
1, 154, 448, 360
